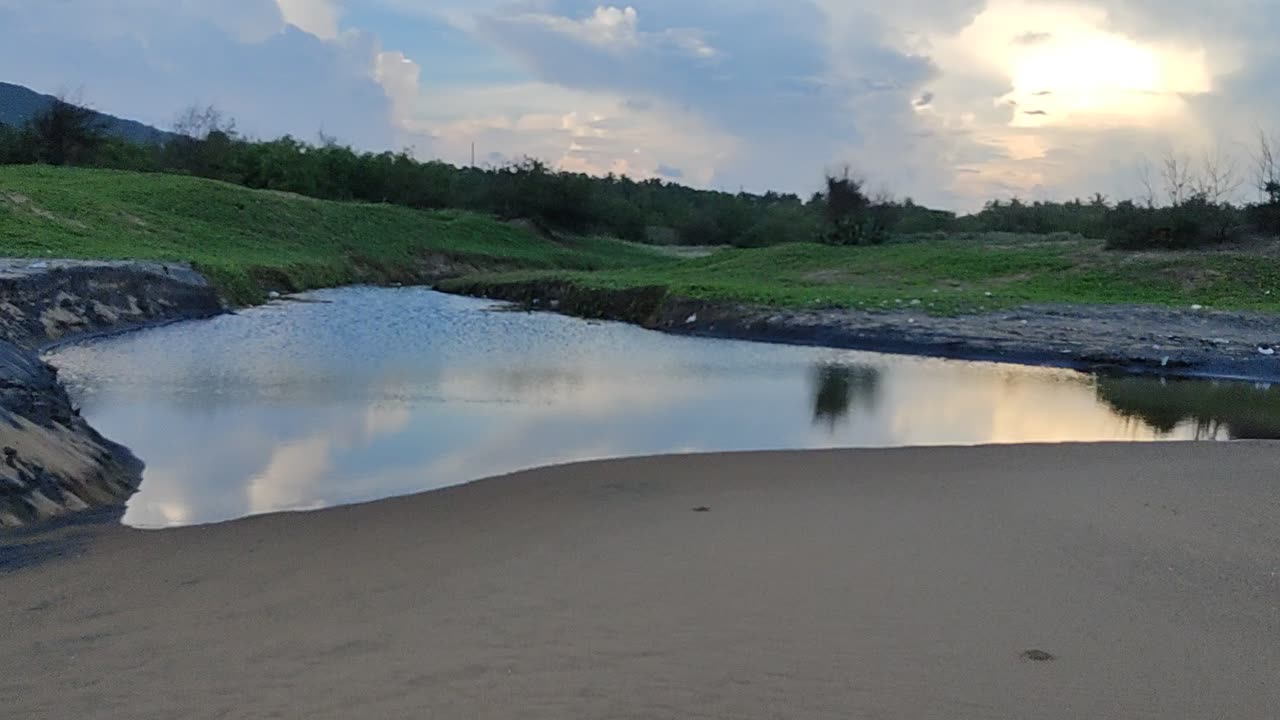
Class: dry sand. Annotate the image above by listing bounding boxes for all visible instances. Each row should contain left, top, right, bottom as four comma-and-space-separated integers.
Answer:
2, 443, 1278, 719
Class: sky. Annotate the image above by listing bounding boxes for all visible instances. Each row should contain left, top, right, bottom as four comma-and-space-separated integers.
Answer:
1, 0, 1277, 210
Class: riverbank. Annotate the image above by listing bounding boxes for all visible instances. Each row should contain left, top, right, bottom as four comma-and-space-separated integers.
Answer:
0, 166, 667, 526
440, 277, 1280, 380
1, 165, 669, 305
0, 259, 223, 526
3, 443, 1277, 718
6, 165, 1280, 527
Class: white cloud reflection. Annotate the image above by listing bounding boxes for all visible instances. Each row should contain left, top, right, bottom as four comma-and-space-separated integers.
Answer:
47, 289, 1242, 529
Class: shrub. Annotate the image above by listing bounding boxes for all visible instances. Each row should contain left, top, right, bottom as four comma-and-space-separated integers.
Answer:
0, 122, 35, 164
740, 202, 822, 247
1104, 198, 1241, 250
1246, 202, 1280, 236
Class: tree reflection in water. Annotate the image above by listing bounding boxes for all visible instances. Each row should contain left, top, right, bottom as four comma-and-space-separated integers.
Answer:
810, 363, 882, 430
1095, 376, 1280, 440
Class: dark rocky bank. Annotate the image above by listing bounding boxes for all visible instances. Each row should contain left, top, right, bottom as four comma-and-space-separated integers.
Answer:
0, 260, 222, 528
442, 279, 1280, 381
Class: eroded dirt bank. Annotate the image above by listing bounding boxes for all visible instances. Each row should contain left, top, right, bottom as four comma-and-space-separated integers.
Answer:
443, 279, 1280, 380
0, 260, 223, 527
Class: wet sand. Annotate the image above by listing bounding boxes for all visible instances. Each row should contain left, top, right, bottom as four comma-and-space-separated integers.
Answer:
2, 443, 1278, 719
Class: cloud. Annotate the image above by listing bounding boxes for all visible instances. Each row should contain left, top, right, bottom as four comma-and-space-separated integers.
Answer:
375, 50, 424, 133
247, 436, 333, 515
0, 0, 395, 149
275, 0, 342, 39
464, 3, 942, 195
1012, 31, 1054, 46
5, 0, 1280, 208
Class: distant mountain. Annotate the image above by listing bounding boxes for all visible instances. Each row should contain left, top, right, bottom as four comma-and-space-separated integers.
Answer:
0, 82, 176, 145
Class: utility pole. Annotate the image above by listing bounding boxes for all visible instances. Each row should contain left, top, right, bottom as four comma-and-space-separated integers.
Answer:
471, 142, 475, 168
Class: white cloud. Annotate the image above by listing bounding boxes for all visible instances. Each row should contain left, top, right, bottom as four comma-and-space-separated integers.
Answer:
275, 0, 342, 39
0, 0, 396, 150
375, 50, 424, 133
247, 437, 334, 515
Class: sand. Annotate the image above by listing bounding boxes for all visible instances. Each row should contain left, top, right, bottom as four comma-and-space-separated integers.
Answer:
2, 442, 1278, 719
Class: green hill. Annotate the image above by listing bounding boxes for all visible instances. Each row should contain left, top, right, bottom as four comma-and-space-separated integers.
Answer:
0, 165, 669, 304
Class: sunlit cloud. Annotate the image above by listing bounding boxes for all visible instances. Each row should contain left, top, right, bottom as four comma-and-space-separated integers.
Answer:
275, 0, 342, 40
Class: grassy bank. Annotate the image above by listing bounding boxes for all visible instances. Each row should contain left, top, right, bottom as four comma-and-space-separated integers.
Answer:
443, 234, 1280, 315
6, 166, 1280, 315
0, 166, 668, 304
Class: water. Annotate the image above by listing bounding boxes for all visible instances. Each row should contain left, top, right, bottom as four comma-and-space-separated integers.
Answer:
46, 287, 1280, 528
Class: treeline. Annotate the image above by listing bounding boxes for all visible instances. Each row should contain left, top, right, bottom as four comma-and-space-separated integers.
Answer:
2, 97, 1279, 251
938, 144, 1280, 249
0, 98, 957, 247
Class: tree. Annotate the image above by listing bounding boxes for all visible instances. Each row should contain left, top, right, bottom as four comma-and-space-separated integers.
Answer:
1248, 130, 1280, 234
820, 167, 890, 245
166, 104, 240, 179
1256, 130, 1280, 204
172, 104, 237, 141
1136, 155, 1157, 208
1191, 146, 1242, 204
1161, 148, 1193, 206
26, 96, 105, 166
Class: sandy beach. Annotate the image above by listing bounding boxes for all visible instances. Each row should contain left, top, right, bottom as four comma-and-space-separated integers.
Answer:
2, 442, 1278, 719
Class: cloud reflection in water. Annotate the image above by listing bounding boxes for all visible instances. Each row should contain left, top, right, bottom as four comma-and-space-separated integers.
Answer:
45, 287, 1262, 528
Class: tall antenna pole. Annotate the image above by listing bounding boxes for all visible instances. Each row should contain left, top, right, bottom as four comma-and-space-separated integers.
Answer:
471, 142, 475, 168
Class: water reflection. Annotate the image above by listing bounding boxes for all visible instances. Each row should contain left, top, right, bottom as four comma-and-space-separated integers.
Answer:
42, 287, 1280, 528
1097, 376, 1280, 440
810, 364, 882, 429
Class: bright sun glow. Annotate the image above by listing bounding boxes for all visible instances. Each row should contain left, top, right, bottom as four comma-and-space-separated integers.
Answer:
932, 0, 1211, 129
1004, 27, 1208, 128
1013, 35, 1160, 100
919, 0, 1217, 205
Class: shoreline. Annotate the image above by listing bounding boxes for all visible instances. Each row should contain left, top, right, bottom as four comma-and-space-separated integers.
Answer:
0, 259, 224, 527
6, 257, 1280, 528
4, 443, 1278, 718
439, 278, 1280, 382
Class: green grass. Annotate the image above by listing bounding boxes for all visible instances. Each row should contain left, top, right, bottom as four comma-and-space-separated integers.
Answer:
0, 165, 669, 304
447, 235, 1280, 315
6, 165, 1280, 315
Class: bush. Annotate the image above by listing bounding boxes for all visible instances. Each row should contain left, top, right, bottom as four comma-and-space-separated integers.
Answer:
1246, 179, 1280, 236
0, 122, 35, 164
740, 202, 822, 247
958, 196, 1109, 237
1104, 198, 1241, 250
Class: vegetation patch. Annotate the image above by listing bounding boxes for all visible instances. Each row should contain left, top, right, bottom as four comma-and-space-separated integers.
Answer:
444, 236, 1280, 315
0, 166, 670, 305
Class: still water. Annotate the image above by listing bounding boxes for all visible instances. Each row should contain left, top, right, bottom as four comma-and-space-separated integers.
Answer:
46, 287, 1280, 528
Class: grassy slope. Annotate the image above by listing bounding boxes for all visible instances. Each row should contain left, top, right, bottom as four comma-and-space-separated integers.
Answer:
447, 234, 1280, 315
0, 166, 668, 304
5, 166, 1280, 315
